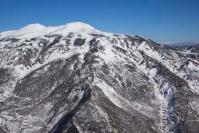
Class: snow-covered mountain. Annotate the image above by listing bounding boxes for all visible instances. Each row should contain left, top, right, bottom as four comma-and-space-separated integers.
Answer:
0, 22, 199, 133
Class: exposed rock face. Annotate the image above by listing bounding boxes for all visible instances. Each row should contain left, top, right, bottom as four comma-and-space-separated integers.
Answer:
0, 22, 199, 133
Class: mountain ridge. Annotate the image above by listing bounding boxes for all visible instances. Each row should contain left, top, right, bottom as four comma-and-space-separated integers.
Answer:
0, 22, 102, 39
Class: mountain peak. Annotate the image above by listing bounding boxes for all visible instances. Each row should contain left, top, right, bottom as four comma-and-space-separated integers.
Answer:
51, 22, 98, 34
64, 22, 95, 31
0, 23, 46, 38
20, 23, 46, 31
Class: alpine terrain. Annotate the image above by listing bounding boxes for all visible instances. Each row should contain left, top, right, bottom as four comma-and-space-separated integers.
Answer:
0, 22, 198, 133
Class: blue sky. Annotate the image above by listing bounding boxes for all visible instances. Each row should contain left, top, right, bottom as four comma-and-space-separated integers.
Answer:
0, 0, 199, 42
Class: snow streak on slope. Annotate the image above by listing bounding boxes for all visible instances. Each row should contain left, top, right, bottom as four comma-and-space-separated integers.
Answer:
94, 78, 155, 118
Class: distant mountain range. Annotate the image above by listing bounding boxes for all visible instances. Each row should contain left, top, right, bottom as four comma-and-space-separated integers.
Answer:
0, 22, 199, 133
166, 41, 199, 47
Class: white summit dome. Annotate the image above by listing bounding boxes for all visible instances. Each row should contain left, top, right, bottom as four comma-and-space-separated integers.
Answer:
51, 22, 98, 35
0, 22, 100, 39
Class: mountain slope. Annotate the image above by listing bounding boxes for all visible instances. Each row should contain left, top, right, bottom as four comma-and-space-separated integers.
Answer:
0, 22, 199, 133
